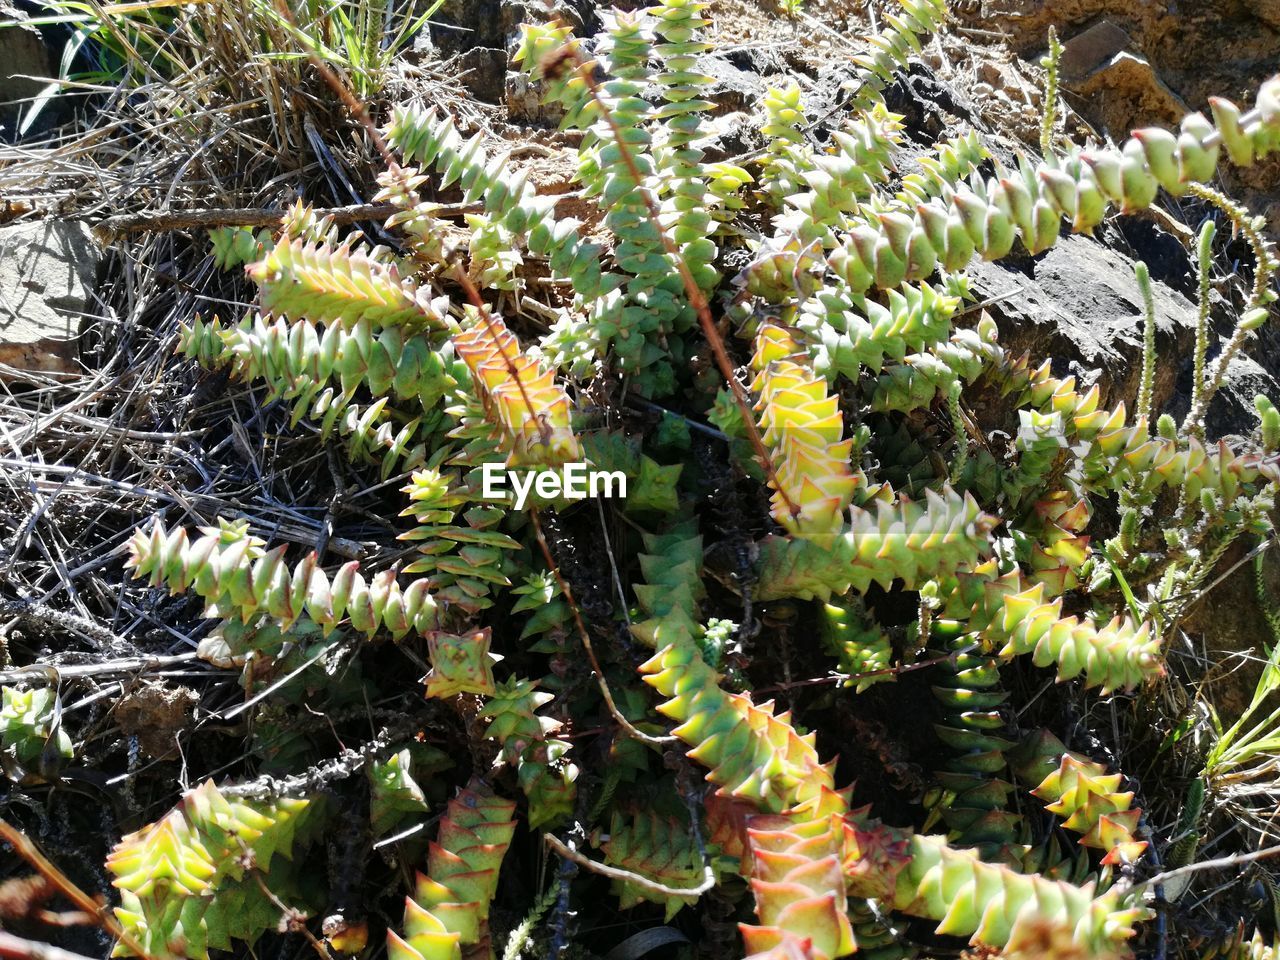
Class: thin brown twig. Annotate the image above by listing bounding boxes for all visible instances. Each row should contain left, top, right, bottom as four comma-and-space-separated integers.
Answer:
450, 267, 555, 452
0, 931, 101, 960
561, 50, 802, 523
543, 832, 715, 900
1143, 843, 1280, 891
247, 861, 328, 959
92, 201, 481, 242
528, 510, 675, 747
270, 0, 398, 171
0, 821, 155, 960
751, 648, 973, 697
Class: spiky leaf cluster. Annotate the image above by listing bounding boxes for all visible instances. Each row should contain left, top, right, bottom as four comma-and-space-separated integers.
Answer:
125, 517, 442, 636
821, 600, 895, 693
926, 617, 1018, 856
179, 313, 461, 421
249, 238, 449, 332
593, 809, 708, 920
369, 748, 432, 837
1012, 730, 1149, 866
631, 522, 1150, 955
741, 814, 855, 960
400, 469, 521, 612
387, 782, 516, 960
750, 322, 861, 532
118, 3, 1280, 957
478, 677, 578, 828
751, 487, 995, 600
0, 686, 72, 777
107, 781, 319, 959
451, 308, 580, 466
886, 830, 1147, 955
939, 560, 1164, 693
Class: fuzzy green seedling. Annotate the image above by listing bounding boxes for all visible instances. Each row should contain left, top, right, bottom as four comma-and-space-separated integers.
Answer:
1039, 26, 1063, 158
1258, 395, 1280, 452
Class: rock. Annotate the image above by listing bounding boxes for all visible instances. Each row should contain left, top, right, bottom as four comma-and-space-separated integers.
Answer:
695, 110, 761, 163
0, 9, 52, 139
502, 0, 591, 125
884, 66, 984, 146
429, 0, 504, 55
966, 231, 1198, 415
1201, 352, 1280, 441
426, 0, 591, 110
1249, 0, 1280, 30
1071, 51, 1189, 130
507, 70, 562, 125
0, 219, 98, 376
455, 47, 508, 104
1058, 20, 1132, 86
698, 54, 768, 116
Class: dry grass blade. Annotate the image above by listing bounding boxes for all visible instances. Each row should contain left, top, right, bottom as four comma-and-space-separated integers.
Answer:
0, 822, 155, 960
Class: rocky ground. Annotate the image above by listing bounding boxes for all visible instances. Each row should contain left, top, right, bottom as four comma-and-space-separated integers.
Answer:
277, 0, 1280, 694
3, 0, 1280, 957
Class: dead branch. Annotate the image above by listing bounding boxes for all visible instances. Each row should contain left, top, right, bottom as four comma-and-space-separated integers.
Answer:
0, 822, 156, 960
0, 931, 102, 960
90, 201, 481, 242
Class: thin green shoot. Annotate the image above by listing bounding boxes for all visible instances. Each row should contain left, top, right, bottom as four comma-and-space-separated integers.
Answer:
253, 0, 446, 99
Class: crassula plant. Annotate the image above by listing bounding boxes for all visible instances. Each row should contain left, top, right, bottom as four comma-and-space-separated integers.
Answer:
103, 1, 1280, 957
